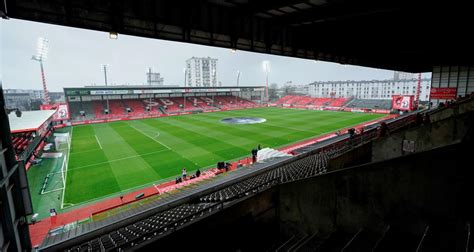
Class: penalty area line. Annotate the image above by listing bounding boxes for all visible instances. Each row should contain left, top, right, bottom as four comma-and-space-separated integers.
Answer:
129, 125, 171, 150
95, 135, 103, 149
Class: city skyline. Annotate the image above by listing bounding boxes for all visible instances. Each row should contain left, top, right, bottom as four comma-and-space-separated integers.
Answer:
2, 19, 430, 92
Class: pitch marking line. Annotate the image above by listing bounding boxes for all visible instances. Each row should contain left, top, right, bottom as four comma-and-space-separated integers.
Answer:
129, 124, 171, 150
69, 149, 170, 171
61, 127, 72, 209
70, 148, 102, 155
95, 135, 103, 149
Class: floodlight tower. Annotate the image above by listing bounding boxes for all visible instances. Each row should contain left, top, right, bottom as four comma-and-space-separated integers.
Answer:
101, 64, 110, 111
235, 70, 241, 104
262, 60, 270, 103
31, 37, 50, 104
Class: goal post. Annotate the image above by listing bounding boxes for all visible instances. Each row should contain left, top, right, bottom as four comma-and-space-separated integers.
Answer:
54, 132, 70, 152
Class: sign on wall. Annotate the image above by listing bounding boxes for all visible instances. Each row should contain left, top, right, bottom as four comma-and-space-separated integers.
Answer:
430, 87, 457, 100
392, 95, 414, 111
402, 139, 415, 153
40, 103, 70, 121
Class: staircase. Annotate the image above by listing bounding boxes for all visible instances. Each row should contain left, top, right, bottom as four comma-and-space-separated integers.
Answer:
257, 148, 292, 162
159, 106, 167, 114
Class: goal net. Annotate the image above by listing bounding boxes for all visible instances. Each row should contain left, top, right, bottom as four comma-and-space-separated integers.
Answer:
54, 133, 70, 152
41, 132, 71, 195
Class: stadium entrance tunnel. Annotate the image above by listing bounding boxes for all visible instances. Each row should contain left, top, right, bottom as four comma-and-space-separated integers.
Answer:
220, 117, 266, 124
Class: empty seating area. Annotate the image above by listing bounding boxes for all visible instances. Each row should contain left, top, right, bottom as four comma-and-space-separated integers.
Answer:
68, 95, 258, 121
65, 203, 216, 252
93, 100, 105, 118
274, 95, 349, 107
124, 99, 146, 116
200, 151, 331, 203
346, 99, 392, 110
275, 151, 329, 183
59, 150, 335, 251
112, 100, 126, 116
213, 96, 233, 109
330, 97, 348, 107
11, 132, 35, 154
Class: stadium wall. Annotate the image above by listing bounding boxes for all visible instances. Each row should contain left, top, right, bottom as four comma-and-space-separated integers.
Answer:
278, 141, 473, 237
372, 100, 474, 162
327, 142, 372, 172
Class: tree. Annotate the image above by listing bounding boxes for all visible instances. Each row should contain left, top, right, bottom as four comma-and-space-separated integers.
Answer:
282, 85, 296, 96
268, 83, 279, 101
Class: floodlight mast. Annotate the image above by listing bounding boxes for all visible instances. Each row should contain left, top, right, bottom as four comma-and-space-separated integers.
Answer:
101, 64, 110, 112
235, 70, 240, 104
262, 61, 270, 103
31, 37, 50, 104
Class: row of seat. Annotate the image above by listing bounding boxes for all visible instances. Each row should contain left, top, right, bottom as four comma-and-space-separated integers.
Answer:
199, 152, 330, 203
275, 95, 349, 107
66, 203, 214, 252
346, 99, 393, 110
11, 132, 34, 154
69, 96, 258, 120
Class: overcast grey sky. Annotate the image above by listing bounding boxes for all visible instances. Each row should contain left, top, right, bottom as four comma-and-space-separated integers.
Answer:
1, 19, 427, 92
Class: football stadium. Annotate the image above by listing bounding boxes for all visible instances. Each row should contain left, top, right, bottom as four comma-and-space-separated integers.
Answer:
1, 1, 474, 252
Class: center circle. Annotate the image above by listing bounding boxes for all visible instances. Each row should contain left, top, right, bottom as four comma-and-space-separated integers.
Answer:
220, 117, 267, 124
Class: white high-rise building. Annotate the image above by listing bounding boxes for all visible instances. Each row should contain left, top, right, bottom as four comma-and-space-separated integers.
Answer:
185, 57, 218, 87
309, 78, 431, 101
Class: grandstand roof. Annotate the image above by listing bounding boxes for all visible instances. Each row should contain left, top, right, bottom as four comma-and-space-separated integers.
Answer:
63, 85, 265, 96
67, 85, 264, 89
8, 110, 55, 133
2, 1, 473, 72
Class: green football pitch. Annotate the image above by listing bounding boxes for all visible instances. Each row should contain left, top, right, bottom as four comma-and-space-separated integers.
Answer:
63, 107, 385, 205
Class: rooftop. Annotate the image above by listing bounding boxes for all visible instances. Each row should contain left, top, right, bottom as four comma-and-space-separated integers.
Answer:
8, 110, 56, 133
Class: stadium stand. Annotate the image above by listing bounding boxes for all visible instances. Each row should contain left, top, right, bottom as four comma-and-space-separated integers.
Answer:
67, 95, 257, 120
11, 132, 34, 154
274, 95, 349, 108
345, 99, 393, 110
124, 99, 146, 116
108, 100, 126, 116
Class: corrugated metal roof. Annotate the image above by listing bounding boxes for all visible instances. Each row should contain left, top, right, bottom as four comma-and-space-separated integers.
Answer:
8, 110, 56, 133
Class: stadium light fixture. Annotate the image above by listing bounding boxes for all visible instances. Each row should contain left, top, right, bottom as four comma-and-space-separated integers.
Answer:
5, 108, 22, 117
31, 37, 51, 104
109, 32, 118, 39
262, 60, 270, 73
35, 37, 49, 60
